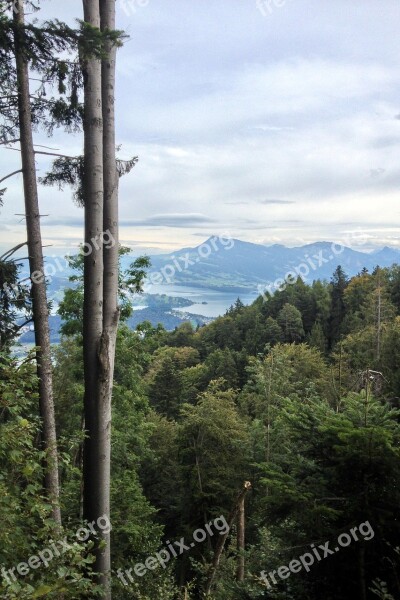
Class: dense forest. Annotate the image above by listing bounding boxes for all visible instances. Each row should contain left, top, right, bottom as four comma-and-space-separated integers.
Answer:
2, 260, 400, 599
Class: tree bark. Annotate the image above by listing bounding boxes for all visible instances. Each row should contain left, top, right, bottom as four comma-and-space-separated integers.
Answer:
82, 0, 108, 595
236, 494, 245, 582
13, 0, 61, 527
204, 481, 251, 597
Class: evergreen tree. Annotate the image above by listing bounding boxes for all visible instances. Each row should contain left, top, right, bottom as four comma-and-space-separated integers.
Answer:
277, 302, 305, 342
328, 265, 349, 348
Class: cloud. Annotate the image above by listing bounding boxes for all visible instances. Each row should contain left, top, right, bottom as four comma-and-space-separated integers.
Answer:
44, 217, 83, 227
259, 199, 295, 205
120, 213, 216, 227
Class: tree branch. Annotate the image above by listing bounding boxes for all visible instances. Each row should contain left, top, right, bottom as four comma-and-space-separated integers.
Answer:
35, 150, 77, 159
0, 138, 20, 146
0, 242, 27, 261
0, 169, 23, 184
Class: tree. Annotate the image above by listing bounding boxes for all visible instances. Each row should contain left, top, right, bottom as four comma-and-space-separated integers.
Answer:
58, 248, 150, 337
0, 245, 31, 350
13, 0, 61, 525
308, 320, 327, 353
81, 0, 110, 594
328, 265, 348, 348
264, 316, 283, 346
277, 303, 305, 342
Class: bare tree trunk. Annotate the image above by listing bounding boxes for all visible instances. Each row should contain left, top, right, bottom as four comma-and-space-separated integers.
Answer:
13, 0, 61, 527
81, 0, 108, 595
358, 545, 367, 600
236, 494, 245, 582
204, 481, 251, 597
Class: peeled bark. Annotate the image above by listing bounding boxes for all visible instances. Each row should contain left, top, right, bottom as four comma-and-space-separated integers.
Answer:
82, 0, 108, 594
13, 0, 61, 527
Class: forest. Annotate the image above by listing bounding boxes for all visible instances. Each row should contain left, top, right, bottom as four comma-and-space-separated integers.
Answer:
0, 1, 399, 599
2, 255, 400, 599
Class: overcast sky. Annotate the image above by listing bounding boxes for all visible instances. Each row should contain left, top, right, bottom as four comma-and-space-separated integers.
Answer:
1, 0, 400, 256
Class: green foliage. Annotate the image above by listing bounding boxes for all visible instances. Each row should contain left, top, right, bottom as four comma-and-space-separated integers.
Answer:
57, 248, 150, 336
3, 242, 400, 599
0, 353, 100, 599
0, 251, 31, 349
277, 303, 305, 342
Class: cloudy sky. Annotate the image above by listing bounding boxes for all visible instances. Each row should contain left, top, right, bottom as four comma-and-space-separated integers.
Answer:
1, 0, 400, 256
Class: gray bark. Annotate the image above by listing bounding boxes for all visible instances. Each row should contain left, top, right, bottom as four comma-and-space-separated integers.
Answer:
99, 0, 119, 567
236, 494, 245, 582
82, 2, 119, 597
13, 0, 61, 527
82, 0, 108, 595
205, 481, 251, 596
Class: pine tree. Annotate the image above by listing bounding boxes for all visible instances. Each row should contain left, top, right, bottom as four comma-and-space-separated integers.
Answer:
328, 265, 349, 348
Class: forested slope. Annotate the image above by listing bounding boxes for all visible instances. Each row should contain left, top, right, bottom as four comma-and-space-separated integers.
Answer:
3, 263, 400, 599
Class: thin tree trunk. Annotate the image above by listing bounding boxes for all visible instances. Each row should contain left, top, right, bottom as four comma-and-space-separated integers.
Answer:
82, 0, 107, 594
204, 481, 251, 597
358, 545, 367, 600
236, 494, 245, 582
13, 0, 61, 527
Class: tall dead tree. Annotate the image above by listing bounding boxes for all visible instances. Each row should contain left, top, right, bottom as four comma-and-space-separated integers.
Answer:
205, 481, 252, 597
236, 493, 246, 582
13, 0, 61, 527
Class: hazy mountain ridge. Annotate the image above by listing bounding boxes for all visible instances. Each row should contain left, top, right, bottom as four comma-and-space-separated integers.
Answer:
144, 238, 400, 291
16, 238, 400, 295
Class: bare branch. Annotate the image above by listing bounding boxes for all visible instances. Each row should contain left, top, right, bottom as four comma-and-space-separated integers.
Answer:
35, 150, 77, 159
33, 144, 61, 151
2, 147, 77, 159
0, 169, 23, 184
0, 242, 27, 261
0, 138, 20, 146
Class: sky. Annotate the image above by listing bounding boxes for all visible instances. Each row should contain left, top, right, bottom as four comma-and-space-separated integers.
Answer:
1, 0, 400, 256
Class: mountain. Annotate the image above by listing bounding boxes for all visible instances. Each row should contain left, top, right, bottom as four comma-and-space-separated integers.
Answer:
140, 237, 400, 292
15, 238, 400, 342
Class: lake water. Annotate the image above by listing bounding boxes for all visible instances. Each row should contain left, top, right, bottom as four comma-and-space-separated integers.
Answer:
142, 284, 259, 318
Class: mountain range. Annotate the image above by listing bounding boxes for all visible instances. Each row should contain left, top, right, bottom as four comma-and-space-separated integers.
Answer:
137, 238, 400, 292
16, 238, 400, 342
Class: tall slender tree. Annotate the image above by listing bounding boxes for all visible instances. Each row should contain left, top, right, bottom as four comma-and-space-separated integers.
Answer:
13, 0, 61, 526
82, 1, 121, 596
81, 0, 109, 593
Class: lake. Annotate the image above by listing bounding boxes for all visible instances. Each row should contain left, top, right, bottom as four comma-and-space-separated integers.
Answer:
141, 284, 259, 318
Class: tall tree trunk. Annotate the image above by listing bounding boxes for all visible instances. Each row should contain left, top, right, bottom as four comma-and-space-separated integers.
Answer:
13, 0, 61, 527
82, 0, 108, 595
236, 494, 245, 582
95, 0, 120, 596
205, 481, 251, 597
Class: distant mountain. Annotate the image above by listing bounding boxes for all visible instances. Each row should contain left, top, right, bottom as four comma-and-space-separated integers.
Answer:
14, 238, 400, 342
141, 237, 400, 292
